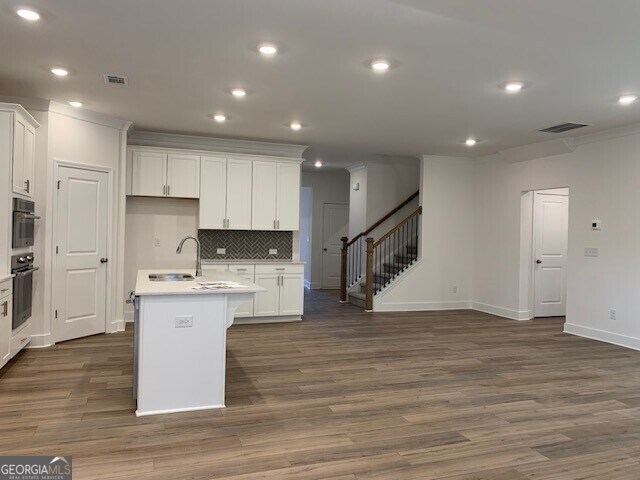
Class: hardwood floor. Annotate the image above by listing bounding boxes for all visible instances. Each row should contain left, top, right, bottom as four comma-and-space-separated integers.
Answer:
2, 289, 640, 479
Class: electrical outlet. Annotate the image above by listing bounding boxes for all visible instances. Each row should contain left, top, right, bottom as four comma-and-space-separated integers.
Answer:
584, 247, 599, 257
175, 316, 193, 328
216, 248, 226, 255
452, 286, 458, 294
269, 248, 278, 255
610, 309, 616, 321
154, 237, 161, 247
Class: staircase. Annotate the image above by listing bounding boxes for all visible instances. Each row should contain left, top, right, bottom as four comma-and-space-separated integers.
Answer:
341, 191, 422, 311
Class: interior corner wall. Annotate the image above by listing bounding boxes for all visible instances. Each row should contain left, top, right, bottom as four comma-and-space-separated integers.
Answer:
472, 131, 640, 349
301, 170, 350, 289
375, 156, 475, 311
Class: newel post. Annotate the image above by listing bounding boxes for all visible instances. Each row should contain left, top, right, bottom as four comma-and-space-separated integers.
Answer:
340, 237, 348, 302
365, 237, 375, 311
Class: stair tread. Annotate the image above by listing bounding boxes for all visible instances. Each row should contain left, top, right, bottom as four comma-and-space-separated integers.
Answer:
349, 292, 366, 299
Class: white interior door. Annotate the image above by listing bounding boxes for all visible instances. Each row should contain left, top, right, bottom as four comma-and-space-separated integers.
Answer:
54, 166, 109, 342
533, 191, 569, 317
321, 203, 349, 289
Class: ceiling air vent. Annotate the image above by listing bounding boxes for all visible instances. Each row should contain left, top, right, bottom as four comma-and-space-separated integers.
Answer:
104, 74, 128, 86
539, 122, 590, 134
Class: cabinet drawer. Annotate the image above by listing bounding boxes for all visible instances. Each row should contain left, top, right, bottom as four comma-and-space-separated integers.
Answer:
0, 279, 12, 299
228, 264, 255, 276
11, 322, 31, 357
202, 264, 229, 273
255, 264, 304, 275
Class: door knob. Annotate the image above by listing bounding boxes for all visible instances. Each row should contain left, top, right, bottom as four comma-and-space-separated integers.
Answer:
100, 258, 109, 264
323, 248, 327, 252
536, 259, 542, 264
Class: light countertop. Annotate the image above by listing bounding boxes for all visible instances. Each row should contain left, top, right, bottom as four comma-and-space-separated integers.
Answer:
202, 259, 305, 265
0, 274, 15, 283
135, 269, 266, 296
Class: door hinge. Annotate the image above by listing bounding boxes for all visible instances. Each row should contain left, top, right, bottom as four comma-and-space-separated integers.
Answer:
54, 310, 58, 319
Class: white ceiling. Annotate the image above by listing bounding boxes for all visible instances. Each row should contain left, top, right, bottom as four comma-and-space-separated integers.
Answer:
2, 0, 640, 158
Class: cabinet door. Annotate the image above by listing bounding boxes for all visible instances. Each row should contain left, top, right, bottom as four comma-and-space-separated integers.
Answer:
253, 274, 280, 316
167, 154, 200, 198
12, 117, 26, 195
199, 156, 227, 229
234, 275, 255, 317
279, 274, 304, 316
132, 151, 167, 197
251, 161, 277, 230
0, 296, 12, 367
276, 163, 301, 230
226, 159, 252, 230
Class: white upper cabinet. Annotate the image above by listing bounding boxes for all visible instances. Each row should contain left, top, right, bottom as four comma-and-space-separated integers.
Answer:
276, 163, 301, 231
12, 112, 36, 198
199, 156, 227, 229
167, 154, 200, 198
199, 157, 252, 230
131, 150, 199, 198
131, 151, 167, 197
251, 161, 278, 230
225, 159, 252, 230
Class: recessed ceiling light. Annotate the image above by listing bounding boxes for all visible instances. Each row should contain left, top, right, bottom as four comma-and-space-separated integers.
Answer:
213, 114, 226, 122
314, 160, 322, 168
17, 8, 40, 21
51, 67, 69, 77
258, 43, 278, 56
504, 82, 525, 92
370, 60, 390, 72
68, 101, 83, 108
290, 121, 302, 131
465, 138, 477, 147
618, 95, 638, 106
231, 88, 247, 98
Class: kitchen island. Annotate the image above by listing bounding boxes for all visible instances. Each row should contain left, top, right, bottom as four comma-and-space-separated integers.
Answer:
133, 269, 265, 416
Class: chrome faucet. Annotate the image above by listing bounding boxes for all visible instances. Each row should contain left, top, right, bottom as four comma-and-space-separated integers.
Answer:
176, 235, 202, 277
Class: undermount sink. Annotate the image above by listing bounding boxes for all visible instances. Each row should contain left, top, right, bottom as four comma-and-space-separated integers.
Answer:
148, 273, 195, 282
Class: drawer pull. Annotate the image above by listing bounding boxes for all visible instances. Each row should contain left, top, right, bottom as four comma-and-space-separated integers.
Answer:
1, 288, 8, 293
276, 268, 285, 271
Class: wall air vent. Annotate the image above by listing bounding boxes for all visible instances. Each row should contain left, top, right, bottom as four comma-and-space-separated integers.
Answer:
539, 122, 590, 133
104, 74, 128, 86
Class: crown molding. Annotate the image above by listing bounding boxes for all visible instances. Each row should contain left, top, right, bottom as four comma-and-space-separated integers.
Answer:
128, 131, 307, 159
49, 101, 131, 131
347, 163, 367, 173
0, 101, 40, 128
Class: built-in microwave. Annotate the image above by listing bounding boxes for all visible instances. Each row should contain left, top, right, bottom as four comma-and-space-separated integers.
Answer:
12, 198, 39, 249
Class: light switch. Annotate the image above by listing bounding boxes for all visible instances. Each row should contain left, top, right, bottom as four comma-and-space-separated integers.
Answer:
269, 248, 278, 255
592, 219, 602, 230
217, 248, 226, 254
584, 247, 599, 257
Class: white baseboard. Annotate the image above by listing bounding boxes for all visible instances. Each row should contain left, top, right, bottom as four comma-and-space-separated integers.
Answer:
310, 282, 321, 290
471, 302, 531, 321
26, 332, 54, 348
136, 403, 225, 417
233, 315, 302, 325
374, 300, 472, 312
110, 320, 126, 332
564, 323, 640, 351
304, 280, 311, 289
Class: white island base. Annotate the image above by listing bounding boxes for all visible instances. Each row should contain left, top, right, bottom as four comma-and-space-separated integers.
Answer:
134, 270, 264, 416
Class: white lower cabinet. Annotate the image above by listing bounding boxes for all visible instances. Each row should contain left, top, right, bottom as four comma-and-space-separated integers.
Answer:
202, 263, 304, 320
0, 282, 12, 368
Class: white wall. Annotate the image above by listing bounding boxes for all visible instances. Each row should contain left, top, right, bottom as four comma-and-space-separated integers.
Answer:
472, 129, 640, 349
299, 187, 313, 287
375, 156, 475, 311
348, 165, 367, 238
123, 197, 199, 319
301, 170, 350, 289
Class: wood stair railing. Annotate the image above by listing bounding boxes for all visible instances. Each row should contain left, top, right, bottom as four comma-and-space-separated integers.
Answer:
340, 191, 420, 308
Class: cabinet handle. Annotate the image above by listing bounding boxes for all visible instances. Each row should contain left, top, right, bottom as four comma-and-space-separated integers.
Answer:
1, 288, 8, 294
276, 268, 285, 271
226, 219, 230, 228
25, 179, 30, 193
163, 185, 166, 196
1, 301, 7, 317
167, 185, 170, 196
277, 220, 280, 229
273, 219, 277, 230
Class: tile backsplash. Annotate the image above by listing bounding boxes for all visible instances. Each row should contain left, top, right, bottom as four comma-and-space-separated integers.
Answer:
199, 230, 293, 260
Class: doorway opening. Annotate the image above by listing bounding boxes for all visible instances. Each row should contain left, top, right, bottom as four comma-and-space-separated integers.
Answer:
520, 188, 569, 319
